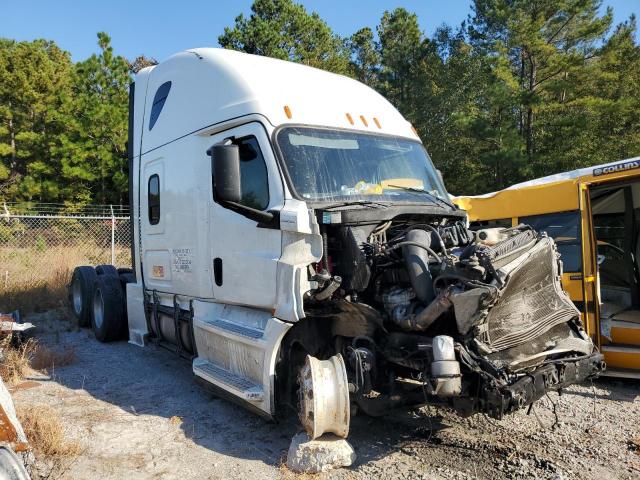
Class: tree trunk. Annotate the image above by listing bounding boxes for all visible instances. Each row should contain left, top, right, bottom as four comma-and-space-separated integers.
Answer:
519, 52, 525, 134
8, 102, 16, 172
526, 53, 537, 162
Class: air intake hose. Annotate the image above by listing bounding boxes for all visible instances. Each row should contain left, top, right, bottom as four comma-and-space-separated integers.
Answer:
402, 229, 436, 304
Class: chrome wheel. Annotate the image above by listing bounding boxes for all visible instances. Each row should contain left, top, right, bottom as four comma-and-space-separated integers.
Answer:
93, 288, 105, 330
72, 277, 83, 315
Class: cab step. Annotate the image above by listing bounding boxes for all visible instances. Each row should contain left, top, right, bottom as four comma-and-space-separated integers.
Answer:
195, 316, 264, 342
192, 357, 264, 403
600, 345, 640, 371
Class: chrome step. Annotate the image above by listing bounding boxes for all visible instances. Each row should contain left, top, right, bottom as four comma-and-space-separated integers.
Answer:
206, 318, 263, 339
193, 358, 264, 403
193, 317, 264, 345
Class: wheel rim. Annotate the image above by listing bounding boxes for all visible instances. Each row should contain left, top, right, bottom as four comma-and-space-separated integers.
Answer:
72, 277, 83, 315
298, 353, 350, 439
93, 288, 105, 329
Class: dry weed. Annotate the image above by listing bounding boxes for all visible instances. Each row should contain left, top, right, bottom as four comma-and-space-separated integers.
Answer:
169, 415, 183, 426
0, 335, 76, 384
30, 344, 76, 372
0, 336, 37, 385
16, 404, 82, 457
0, 245, 129, 314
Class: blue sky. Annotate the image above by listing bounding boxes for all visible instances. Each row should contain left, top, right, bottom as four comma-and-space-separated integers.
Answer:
3, 1, 638, 62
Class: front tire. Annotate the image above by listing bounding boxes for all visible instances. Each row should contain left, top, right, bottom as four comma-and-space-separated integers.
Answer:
91, 275, 126, 342
70, 266, 98, 327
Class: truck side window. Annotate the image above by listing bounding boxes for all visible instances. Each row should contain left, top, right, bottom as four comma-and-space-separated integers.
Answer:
236, 136, 269, 210
149, 81, 171, 131
148, 174, 160, 224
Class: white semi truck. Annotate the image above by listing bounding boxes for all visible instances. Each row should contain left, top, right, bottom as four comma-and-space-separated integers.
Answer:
70, 48, 604, 439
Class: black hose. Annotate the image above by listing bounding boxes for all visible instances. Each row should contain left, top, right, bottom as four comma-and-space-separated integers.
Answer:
388, 241, 442, 264
321, 226, 329, 273
433, 273, 498, 292
394, 223, 447, 252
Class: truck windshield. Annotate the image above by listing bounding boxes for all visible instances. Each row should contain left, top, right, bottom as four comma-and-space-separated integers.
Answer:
276, 127, 449, 205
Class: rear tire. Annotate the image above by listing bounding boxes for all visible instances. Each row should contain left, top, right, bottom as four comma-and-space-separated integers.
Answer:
91, 275, 126, 342
70, 266, 97, 327
95, 264, 118, 276
119, 272, 135, 290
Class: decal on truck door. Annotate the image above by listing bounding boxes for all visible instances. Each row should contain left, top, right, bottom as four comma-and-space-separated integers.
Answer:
152, 265, 165, 278
171, 248, 194, 273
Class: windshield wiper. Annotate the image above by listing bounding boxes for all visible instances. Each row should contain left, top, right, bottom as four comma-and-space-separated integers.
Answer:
324, 199, 391, 210
386, 184, 454, 209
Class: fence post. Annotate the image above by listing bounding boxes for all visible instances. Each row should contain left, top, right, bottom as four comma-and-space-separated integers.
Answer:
110, 204, 116, 265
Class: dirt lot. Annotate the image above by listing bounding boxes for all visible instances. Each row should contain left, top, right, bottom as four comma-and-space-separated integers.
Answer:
13, 312, 640, 479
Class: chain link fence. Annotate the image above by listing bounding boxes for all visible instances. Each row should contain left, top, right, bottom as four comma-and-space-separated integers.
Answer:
0, 203, 132, 267
0, 203, 132, 311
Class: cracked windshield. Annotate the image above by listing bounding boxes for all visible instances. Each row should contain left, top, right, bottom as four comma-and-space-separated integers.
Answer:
276, 127, 449, 204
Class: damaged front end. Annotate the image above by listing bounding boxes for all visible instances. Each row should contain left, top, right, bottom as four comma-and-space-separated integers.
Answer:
297, 216, 604, 436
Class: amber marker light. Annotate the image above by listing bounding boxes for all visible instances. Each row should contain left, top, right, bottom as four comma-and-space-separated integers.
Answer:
346, 113, 354, 125
360, 115, 369, 127
284, 105, 292, 119
373, 117, 381, 129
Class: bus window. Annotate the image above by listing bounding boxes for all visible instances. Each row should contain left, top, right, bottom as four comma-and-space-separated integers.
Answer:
520, 211, 582, 272
469, 218, 512, 230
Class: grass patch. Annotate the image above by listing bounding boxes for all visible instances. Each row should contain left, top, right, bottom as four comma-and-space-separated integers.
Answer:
0, 245, 130, 314
17, 404, 83, 457
0, 335, 76, 385
0, 336, 38, 385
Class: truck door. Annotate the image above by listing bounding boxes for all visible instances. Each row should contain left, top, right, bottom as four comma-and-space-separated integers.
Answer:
579, 182, 601, 345
208, 122, 283, 309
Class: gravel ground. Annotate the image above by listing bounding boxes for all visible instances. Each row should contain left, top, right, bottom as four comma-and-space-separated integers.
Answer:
12, 312, 640, 479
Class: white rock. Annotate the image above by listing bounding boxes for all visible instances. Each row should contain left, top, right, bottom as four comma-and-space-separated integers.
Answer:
286, 432, 356, 473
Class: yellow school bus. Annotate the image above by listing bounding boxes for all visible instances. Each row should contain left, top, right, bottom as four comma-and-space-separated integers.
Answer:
455, 157, 640, 378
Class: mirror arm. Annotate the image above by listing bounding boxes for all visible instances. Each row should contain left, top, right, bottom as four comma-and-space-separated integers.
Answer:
223, 200, 278, 226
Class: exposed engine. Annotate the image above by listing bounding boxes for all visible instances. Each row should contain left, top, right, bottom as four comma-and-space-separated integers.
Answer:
304, 216, 605, 420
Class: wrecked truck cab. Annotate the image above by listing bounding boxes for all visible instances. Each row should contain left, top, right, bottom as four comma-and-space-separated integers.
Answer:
71, 48, 604, 441
294, 216, 604, 426
271, 125, 603, 436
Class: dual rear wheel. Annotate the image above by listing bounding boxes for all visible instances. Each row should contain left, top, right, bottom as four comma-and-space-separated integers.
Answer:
70, 265, 133, 342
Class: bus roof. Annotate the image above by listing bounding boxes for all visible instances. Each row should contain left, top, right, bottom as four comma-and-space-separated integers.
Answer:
455, 156, 640, 221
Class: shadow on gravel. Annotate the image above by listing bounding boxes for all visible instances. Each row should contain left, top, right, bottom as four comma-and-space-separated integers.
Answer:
44, 331, 298, 467
564, 377, 640, 402
347, 410, 450, 465
42, 328, 460, 470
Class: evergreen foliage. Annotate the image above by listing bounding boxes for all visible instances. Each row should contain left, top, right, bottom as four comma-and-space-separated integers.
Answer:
0, 0, 638, 201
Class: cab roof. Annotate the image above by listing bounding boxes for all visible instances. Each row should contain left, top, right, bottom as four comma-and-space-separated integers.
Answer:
135, 48, 418, 155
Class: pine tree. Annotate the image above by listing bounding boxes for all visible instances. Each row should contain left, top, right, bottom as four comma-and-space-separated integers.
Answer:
0, 39, 73, 200
348, 28, 380, 88
55, 32, 131, 204
218, 0, 350, 74
469, 0, 613, 176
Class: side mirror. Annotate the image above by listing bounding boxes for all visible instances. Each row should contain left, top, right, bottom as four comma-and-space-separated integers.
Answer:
207, 142, 277, 226
210, 144, 241, 204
